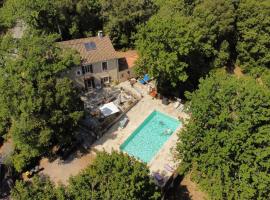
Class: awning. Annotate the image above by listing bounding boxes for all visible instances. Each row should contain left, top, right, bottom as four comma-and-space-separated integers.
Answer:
99, 102, 120, 117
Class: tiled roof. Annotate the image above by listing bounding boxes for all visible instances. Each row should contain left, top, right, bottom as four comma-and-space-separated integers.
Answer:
117, 50, 139, 69
58, 36, 118, 64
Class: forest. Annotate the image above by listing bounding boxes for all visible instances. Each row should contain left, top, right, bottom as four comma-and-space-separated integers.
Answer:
0, 0, 269, 200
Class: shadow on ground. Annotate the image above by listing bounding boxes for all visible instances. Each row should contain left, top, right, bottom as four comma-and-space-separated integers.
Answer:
165, 185, 192, 200
164, 174, 207, 200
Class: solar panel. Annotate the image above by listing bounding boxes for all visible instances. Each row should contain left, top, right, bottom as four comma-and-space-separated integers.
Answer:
84, 42, 96, 51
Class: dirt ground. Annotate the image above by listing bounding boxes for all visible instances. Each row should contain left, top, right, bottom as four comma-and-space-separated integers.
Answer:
0, 139, 13, 158
166, 174, 208, 200
234, 66, 244, 78
39, 150, 96, 185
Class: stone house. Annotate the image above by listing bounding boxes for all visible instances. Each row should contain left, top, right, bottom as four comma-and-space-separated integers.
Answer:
58, 32, 138, 90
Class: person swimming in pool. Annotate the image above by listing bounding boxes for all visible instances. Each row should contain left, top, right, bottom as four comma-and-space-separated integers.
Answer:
162, 128, 172, 135
159, 121, 165, 126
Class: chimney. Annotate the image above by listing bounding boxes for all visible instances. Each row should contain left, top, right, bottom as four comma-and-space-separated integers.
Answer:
98, 31, 103, 39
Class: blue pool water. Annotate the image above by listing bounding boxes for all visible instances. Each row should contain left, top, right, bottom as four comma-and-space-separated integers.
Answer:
120, 110, 181, 163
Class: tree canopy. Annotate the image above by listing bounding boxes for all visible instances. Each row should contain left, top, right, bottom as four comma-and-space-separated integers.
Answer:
135, 0, 270, 95
0, 32, 83, 172
135, 0, 236, 95
0, 0, 157, 48
11, 151, 161, 200
67, 151, 160, 200
236, 0, 270, 73
177, 71, 270, 200
0, 0, 102, 40
11, 176, 60, 200
100, 0, 157, 49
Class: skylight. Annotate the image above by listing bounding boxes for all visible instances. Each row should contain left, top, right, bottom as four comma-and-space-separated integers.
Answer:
84, 42, 96, 51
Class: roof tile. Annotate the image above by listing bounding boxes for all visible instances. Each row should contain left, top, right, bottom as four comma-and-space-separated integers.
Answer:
58, 36, 118, 64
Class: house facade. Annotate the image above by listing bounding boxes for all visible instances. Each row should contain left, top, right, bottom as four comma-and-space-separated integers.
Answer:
58, 32, 138, 90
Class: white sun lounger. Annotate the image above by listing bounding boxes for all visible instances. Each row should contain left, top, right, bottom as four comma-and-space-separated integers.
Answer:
119, 117, 128, 129
164, 164, 175, 172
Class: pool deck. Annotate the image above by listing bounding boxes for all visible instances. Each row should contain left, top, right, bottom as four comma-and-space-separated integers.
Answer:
92, 81, 189, 186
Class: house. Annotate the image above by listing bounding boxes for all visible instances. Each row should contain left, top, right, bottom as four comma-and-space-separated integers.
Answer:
58, 32, 138, 90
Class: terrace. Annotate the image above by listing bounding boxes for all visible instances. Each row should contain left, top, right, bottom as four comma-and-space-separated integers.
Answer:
76, 86, 138, 148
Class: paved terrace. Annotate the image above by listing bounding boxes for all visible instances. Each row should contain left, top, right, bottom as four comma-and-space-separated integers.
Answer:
93, 81, 189, 186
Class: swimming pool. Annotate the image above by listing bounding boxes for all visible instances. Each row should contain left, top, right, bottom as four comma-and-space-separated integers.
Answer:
120, 110, 181, 163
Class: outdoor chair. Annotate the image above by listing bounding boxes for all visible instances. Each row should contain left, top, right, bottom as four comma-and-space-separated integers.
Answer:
153, 172, 164, 185
164, 164, 175, 172
119, 117, 129, 129
138, 74, 150, 84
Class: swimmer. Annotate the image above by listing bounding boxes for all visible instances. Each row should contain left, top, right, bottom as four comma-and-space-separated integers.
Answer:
159, 121, 165, 126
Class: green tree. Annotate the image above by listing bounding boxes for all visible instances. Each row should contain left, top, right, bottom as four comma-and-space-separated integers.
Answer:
0, 0, 102, 40
0, 34, 16, 135
177, 71, 270, 199
0, 2, 5, 34
67, 151, 161, 200
135, 0, 235, 95
192, 0, 236, 65
0, 32, 83, 171
214, 40, 231, 68
236, 0, 270, 73
11, 176, 58, 200
261, 69, 270, 89
135, 15, 193, 89
100, 0, 157, 49
154, 0, 197, 17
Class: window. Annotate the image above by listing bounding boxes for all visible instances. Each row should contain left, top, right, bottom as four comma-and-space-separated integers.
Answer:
84, 42, 96, 51
87, 79, 92, 88
76, 70, 81, 76
101, 77, 110, 84
85, 78, 95, 89
118, 58, 128, 71
82, 64, 93, 74
102, 62, 108, 71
